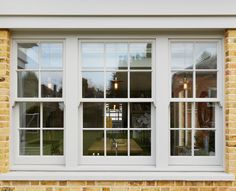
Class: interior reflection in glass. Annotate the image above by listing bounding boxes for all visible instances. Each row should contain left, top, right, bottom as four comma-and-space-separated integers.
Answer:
171, 130, 192, 156
194, 130, 215, 156
196, 72, 217, 98
106, 103, 127, 128
172, 72, 193, 98
106, 72, 127, 98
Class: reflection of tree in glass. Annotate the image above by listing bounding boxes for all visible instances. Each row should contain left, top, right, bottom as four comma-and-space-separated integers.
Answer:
82, 78, 103, 98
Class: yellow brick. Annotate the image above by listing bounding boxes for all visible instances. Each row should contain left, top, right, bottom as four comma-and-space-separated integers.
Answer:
95, 181, 114, 186
41, 181, 58, 186
156, 182, 174, 186
67, 181, 86, 186
83, 188, 101, 191
129, 182, 146, 186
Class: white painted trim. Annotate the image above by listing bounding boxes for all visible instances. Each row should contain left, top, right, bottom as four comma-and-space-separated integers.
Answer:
0, 171, 234, 181
1, 16, 236, 29
0, 0, 236, 16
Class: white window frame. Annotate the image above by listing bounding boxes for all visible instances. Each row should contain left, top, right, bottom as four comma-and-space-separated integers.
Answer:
168, 39, 224, 166
78, 39, 156, 165
10, 33, 224, 172
11, 39, 66, 165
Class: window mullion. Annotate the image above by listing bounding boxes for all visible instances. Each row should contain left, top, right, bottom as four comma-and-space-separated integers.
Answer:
65, 36, 78, 168
155, 36, 169, 168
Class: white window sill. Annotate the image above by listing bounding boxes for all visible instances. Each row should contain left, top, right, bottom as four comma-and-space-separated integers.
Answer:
0, 171, 234, 181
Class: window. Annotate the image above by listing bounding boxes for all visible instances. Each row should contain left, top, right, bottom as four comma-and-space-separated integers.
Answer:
169, 40, 223, 165
13, 41, 64, 164
11, 35, 223, 171
80, 41, 155, 165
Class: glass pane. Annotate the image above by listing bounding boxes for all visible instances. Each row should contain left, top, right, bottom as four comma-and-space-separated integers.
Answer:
106, 72, 128, 98
83, 130, 104, 156
17, 43, 39, 69
105, 43, 128, 69
106, 130, 127, 156
20, 130, 40, 155
194, 130, 215, 156
43, 130, 63, 155
130, 103, 151, 128
171, 43, 193, 69
19, 102, 40, 128
130, 43, 152, 70
82, 72, 104, 98
41, 72, 63, 97
43, 102, 64, 128
130, 130, 151, 156
196, 43, 217, 69
196, 72, 217, 98
83, 103, 104, 128
82, 43, 104, 69
195, 102, 215, 128
106, 103, 127, 128
18, 71, 39, 97
171, 130, 191, 156
130, 72, 151, 98
172, 71, 193, 98
41, 43, 63, 69
170, 102, 192, 129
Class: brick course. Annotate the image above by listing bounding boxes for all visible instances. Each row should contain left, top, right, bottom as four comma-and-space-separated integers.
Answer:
0, 29, 236, 190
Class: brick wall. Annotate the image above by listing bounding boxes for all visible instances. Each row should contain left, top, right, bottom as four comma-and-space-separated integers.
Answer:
0, 29, 10, 173
0, 29, 236, 191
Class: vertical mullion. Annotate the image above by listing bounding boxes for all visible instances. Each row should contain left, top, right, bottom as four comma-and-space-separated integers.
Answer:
104, 103, 107, 156
193, 42, 196, 99
40, 102, 43, 156
191, 102, 195, 157
127, 103, 130, 156
127, 42, 131, 156
104, 43, 106, 156
38, 42, 42, 98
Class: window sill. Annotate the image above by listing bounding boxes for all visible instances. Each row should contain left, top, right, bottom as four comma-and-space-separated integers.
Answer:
0, 171, 234, 181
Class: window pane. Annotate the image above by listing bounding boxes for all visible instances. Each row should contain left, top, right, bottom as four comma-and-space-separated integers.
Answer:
43, 130, 63, 155
82, 43, 104, 69
172, 71, 193, 98
196, 43, 217, 69
195, 102, 215, 129
19, 102, 40, 128
130, 130, 151, 156
83, 130, 104, 156
43, 102, 64, 128
17, 43, 39, 69
171, 43, 193, 70
106, 72, 128, 98
82, 72, 104, 98
20, 130, 40, 155
83, 103, 104, 128
106, 103, 127, 128
196, 72, 217, 98
106, 130, 127, 156
171, 130, 191, 156
106, 43, 128, 70
41, 43, 63, 69
18, 71, 39, 97
41, 72, 63, 97
130, 43, 152, 70
170, 102, 192, 129
130, 72, 151, 98
194, 130, 215, 156
130, 103, 151, 128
